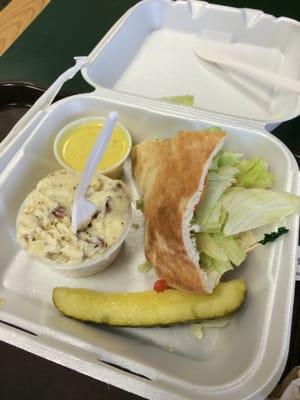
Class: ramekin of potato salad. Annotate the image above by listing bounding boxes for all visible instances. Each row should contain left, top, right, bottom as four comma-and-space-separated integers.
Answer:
17, 169, 132, 277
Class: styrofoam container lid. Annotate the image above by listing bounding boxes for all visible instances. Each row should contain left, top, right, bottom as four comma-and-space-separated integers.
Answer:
82, 0, 300, 130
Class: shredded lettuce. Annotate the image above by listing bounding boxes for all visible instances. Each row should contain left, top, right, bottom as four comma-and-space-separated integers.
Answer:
222, 187, 300, 235
196, 316, 232, 328
206, 127, 222, 133
197, 232, 245, 273
138, 260, 152, 272
194, 166, 238, 230
235, 157, 275, 189
200, 253, 233, 274
210, 153, 275, 189
196, 233, 227, 261
199, 200, 227, 233
193, 147, 300, 274
212, 233, 246, 266
161, 95, 194, 106
234, 231, 257, 252
192, 148, 299, 274
210, 151, 243, 170
191, 317, 232, 340
190, 324, 204, 340
209, 166, 240, 182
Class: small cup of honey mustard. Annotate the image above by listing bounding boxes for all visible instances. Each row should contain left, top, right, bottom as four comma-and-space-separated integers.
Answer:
54, 116, 132, 178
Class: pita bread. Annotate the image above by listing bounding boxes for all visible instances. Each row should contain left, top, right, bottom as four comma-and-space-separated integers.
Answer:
132, 130, 226, 293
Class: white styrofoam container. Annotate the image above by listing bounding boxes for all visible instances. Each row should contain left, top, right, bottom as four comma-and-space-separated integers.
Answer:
0, 1, 300, 399
82, 0, 300, 131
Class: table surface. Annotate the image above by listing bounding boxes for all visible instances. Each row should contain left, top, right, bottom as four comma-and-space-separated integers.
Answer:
0, 0, 51, 55
0, 1, 300, 399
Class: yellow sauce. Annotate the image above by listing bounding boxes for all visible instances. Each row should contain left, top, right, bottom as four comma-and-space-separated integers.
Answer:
57, 120, 130, 173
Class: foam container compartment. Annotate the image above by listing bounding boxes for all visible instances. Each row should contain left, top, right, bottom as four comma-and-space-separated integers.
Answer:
82, 0, 300, 130
0, 1, 300, 399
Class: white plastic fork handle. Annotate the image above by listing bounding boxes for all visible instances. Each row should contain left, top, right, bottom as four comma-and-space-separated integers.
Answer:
194, 40, 300, 94
71, 111, 119, 233
42, 57, 87, 110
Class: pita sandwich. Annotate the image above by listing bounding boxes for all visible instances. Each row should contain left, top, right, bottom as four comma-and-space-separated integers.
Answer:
132, 130, 226, 293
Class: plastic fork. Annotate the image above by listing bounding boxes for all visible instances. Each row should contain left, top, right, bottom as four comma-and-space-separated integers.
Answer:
194, 39, 300, 94
71, 111, 119, 233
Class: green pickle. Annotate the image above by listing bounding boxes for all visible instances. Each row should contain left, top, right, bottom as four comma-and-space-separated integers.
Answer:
53, 279, 246, 327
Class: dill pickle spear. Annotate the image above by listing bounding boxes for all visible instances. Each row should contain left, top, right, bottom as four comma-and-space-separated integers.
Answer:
52, 279, 245, 327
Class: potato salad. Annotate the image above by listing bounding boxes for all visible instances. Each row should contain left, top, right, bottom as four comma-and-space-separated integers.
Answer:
17, 170, 131, 264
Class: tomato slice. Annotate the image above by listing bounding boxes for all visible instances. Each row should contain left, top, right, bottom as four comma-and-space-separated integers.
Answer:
153, 279, 168, 292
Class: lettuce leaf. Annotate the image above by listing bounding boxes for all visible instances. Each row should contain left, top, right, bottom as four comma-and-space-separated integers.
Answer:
210, 151, 243, 170
138, 260, 153, 272
161, 95, 194, 106
206, 127, 222, 133
196, 316, 232, 328
194, 166, 238, 230
191, 316, 232, 340
236, 157, 275, 189
196, 232, 227, 261
199, 200, 227, 233
200, 253, 233, 274
209, 166, 240, 182
212, 233, 246, 266
197, 232, 245, 273
234, 231, 257, 252
222, 187, 300, 235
